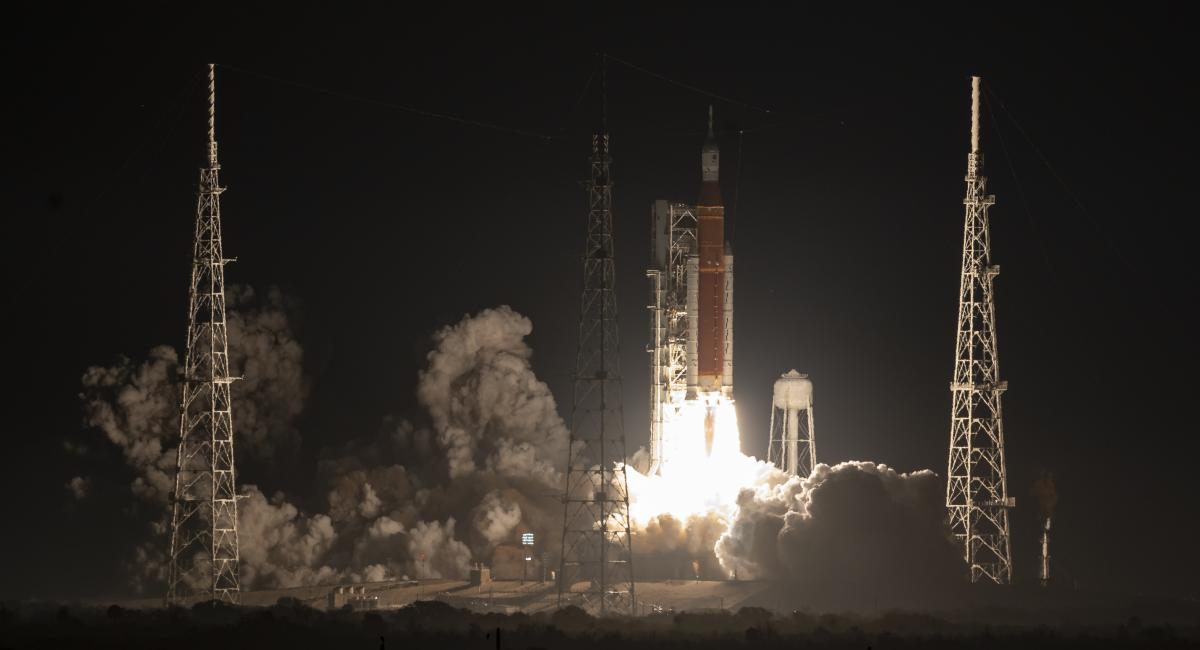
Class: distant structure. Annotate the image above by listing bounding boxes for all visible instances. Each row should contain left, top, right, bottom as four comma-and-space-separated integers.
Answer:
1039, 516, 1051, 587
945, 76, 1014, 585
646, 107, 735, 475
328, 586, 379, 611
767, 370, 816, 477
166, 64, 242, 604
1032, 472, 1057, 588
559, 64, 635, 615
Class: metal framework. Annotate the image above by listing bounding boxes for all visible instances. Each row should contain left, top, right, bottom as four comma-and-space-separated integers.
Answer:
646, 201, 697, 475
945, 76, 1013, 585
766, 370, 816, 477
167, 64, 242, 605
558, 129, 635, 615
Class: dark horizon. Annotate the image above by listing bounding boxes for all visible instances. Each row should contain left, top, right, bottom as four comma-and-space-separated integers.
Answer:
6, 5, 1196, 604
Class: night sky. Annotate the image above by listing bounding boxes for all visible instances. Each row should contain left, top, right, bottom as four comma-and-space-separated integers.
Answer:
7, 5, 1196, 602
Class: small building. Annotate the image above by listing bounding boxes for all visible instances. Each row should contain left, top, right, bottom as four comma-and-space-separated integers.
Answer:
328, 585, 379, 610
469, 563, 492, 587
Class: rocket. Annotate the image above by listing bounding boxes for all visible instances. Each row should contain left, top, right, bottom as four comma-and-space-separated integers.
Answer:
645, 107, 735, 474
689, 106, 734, 399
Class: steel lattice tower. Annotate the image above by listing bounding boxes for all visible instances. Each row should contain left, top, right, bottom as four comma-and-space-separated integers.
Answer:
945, 76, 1014, 585
558, 108, 635, 615
167, 64, 242, 605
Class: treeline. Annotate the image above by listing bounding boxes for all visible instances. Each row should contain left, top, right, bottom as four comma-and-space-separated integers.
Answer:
0, 599, 1195, 649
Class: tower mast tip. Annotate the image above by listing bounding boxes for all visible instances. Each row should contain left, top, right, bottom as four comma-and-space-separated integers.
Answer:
207, 64, 217, 165
971, 76, 981, 153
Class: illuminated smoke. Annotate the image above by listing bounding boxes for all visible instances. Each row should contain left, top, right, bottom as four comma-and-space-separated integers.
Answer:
80, 302, 566, 591
715, 461, 963, 608
627, 397, 961, 606
633, 512, 728, 580
80, 344, 179, 501
82, 299, 961, 602
473, 490, 524, 545
79, 286, 307, 502
418, 306, 568, 484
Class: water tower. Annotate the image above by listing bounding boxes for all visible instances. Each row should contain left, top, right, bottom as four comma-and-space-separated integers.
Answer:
767, 370, 816, 477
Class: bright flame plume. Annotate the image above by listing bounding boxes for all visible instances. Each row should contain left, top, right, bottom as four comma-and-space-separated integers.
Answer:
627, 393, 782, 525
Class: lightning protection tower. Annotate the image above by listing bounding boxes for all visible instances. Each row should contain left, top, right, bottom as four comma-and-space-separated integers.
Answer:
767, 370, 816, 477
945, 76, 1014, 585
559, 67, 635, 615
167, 64, 242, 605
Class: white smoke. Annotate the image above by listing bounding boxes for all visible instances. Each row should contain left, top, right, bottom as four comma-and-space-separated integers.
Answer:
406, 519, 474, 579
79, 286, 307, 502
237, 486, 341, 588
224, 286, 307, 456
472, 489, 524, 545
81, 297, 964, 603
81, 303, 565, 591
418, 306, 568, 485
79, 344, 179, 501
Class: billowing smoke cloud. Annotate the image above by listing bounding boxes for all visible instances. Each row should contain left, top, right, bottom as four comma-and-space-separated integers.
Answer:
80, 302, 566, 591
82, 297, 966, 604
223, 286, 307, 456
238, 486, 341, 588
473, 489, 524, 545
634, 512, 728, 580
716, 461, 963, 609
418, 306, 568, 485
79, 286, 307, 502
80, 344, 179, 501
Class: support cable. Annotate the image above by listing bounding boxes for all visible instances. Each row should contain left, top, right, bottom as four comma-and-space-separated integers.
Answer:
983, 93, 1061, 289
603, 54, 772, 114
985, 85, 1135, 272
217, 63, 552, 141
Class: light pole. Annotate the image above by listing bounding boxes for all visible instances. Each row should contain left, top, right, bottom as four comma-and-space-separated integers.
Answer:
521, 532, 535, 585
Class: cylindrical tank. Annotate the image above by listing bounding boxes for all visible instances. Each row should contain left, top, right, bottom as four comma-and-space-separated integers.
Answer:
772, 369, 813, 410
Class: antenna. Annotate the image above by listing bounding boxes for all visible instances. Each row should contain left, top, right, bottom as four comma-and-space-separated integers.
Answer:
208, 63, 218, 167
167, 64, 241, 605
971, 76, 981, 153
946, 75, 1014, 585
558, 109, 634, 617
